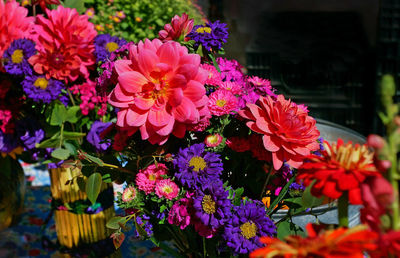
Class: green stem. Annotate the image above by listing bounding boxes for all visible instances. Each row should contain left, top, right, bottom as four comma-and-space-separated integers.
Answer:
203, 237, 206, 258
59, 123, 64, 148
260, 165, 274, 199
387, 132, 400, 230
338, 192, 349, 227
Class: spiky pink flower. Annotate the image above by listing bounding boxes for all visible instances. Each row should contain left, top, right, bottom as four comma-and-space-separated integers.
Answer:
205, 134, 223, 147
208, 89, 238, 116
158, 13, 194, 42
200, 64, 222, 86
247, 76, 276, 97
219, 81, 242, 95
135, 163, 168, 194
155, 179, 179, 200
29, 6, 97, 82
108, 39, 210, 145
0, 0, 34, 59
122, 186, 137, 202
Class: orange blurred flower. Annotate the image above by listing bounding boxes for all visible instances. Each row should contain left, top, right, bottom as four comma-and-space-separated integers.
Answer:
251, 224, 378, 258
297, 139, 380, 204
135, 17, 142, 22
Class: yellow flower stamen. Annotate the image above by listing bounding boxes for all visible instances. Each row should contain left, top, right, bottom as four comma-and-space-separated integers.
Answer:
34, 78, 49, 90
201, 195, 216, 214
240, 221, 258, 239
216, 99, 226, 107
162, 186, 173, 194
11, 49, 24, 64
106, 42, 119, 52
196, 27, 212, 34
189, 156, 207, 172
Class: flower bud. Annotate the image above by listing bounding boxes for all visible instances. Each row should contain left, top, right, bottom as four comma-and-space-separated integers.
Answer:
367, 134, 386, 150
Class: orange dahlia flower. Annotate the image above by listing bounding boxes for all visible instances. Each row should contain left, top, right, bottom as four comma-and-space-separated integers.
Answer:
108, 39, 209, 145
297, 139, 380, 204
238, 95, 320, 170
250, 224, 378, 258
29, 6, 97, 82
0, 0, 34, 59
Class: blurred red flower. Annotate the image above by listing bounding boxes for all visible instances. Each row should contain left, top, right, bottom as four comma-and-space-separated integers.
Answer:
31, 0, 60, 10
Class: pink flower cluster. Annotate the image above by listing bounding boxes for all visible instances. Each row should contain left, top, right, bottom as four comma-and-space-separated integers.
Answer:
69, 80, 107, 116
167, 192, 193, 229
0, 109, 12, 133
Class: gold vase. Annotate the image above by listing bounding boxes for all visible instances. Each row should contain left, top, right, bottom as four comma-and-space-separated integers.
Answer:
0, 157, 26, 231
49, 167, 115, 250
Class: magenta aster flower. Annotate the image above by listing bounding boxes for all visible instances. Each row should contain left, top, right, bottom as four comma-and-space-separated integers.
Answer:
204, 134, 223, 147
247, 76, 276, 97
155, 179, 179, 200
135, 163, 168, 194
217, 57, 245, 83
220, 81, 242, 95
200, 63, 222, 87
208, 89, 238, 116
168, 192, 193, 230
122, 186, 137, 202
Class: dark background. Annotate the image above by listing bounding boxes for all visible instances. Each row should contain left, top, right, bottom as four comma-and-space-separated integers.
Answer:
197, 0, 397, 136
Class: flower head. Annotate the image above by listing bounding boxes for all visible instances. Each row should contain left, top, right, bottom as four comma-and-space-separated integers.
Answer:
22, 74, 64, 103
220, 81, 242, 95
193, 179, 231, 230
122, 186, 137, 203
226, 137, 250, 153
239, 95, 320, 170
85, 8, 95, 18
250, 224, 378, 258
69, 80, 108, 116
155, 178, 179, 200
0, 0, 34, 59
297, 139, 380, 204
159, 13, 194, 42
217, 57, 245, 83
31, 0, 60, 10
200, 63, 222, 86
224, 200, 276, 255
3, 39, 36, 76
247, 76, 276, 97
108, 39, 210, 145
116, 11, 125, 19
87, 121, 112, 152
188, 20, 228, 51
29, 6, 97, 82
16, 118, 45, 150
173, 143, 223, 189
204, 134, 223, 147
94, 34, 127, 63
136, 163, 168, 194
209, 89, 238, 116
168, 192, 193, 229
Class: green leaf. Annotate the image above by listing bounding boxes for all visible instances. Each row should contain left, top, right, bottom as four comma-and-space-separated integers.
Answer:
277, 220, 291, 240
65, 106, 81, 123
50, 103, 67, 126
267, 176, 296, 215
106, 216, 126, 229
76, 176, 86, 192
208, 53, 221, 73
64, 142, 77, 156
79, 152, 105, 166
63, 131, 86, 140
63, 0, 85, 13
112, 232, 125, 249
301, 181, 324, 208
51, 148, 70, 160
134, 218, 148, 238
36, 137, 60, 148
86, 172, 102, 205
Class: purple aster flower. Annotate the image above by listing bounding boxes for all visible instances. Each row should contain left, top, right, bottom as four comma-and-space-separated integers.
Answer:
187, 20, 228, 51
94, 34, 127, 62
87, 121, 112, 152
192, 179, 231, 230
133, 215, 153, 238
223, 200, 276, 255
0, 130, 19, 153
22, 74, 64, 103
3, 39, 36, 76
173, 143, 224, 189
16, 118, 45, 150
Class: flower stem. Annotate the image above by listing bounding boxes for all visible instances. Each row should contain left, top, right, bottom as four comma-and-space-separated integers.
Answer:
260, 165, 274, 199
338, 192, 349, 227
203, 237, 206, 258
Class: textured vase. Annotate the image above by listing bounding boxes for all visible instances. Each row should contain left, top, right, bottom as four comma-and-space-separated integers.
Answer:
0, 157, 26, 231
49, 167, 117, 256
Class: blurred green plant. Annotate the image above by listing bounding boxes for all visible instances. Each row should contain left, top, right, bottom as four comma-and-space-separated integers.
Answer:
85, 0, 205, 42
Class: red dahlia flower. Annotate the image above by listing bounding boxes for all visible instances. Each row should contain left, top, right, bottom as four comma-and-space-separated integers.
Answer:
0, 0, 33, 59
238, 95, 320, 170
297, 139, 380, 204
250, 224, 378, 258
29, 6, 97, 82
108, 39, 210, 145
158, 13, 194, 42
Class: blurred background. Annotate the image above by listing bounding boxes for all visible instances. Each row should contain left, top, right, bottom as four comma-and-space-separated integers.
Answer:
197, 0, 393, 136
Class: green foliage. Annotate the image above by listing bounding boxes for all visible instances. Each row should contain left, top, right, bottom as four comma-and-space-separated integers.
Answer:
86, 0, 205, 42
62, 0, 86, 14
86, 172, 103, 205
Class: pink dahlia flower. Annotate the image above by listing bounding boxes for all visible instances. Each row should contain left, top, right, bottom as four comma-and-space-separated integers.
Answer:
136, 163, 168, 194
239, 95, 320, 170
29, 6, 97, 82
108, 39, 210, 145
155, 179, 179, 200
158, 13, 194, 42
0, 0, 34, 59
208, 89, 238, 116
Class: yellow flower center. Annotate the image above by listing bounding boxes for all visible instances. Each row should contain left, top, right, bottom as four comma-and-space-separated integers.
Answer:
208, 72, 213, 79
326, 142, 374, 171
34, 78, 49, 90
207, 135, 219, 144
189, 156, 207, 172
106, 42, 119, 52
240, 221, 257, 239
122, 187, 136, 202
148, 173, 157, 181
162, 186, 173, 194
201, 195, 216, 214
196, 27, 212, 34
11, 49, 24, 64
216, 99, 226, 107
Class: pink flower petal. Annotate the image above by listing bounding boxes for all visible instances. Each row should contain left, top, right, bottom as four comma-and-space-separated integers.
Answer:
263, 135, 280, 152
148, 108, 173, 127
126, 108, 148, 127
183, 80, 205, 101
118, 71, 148, 93
114, 60, 133, 75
